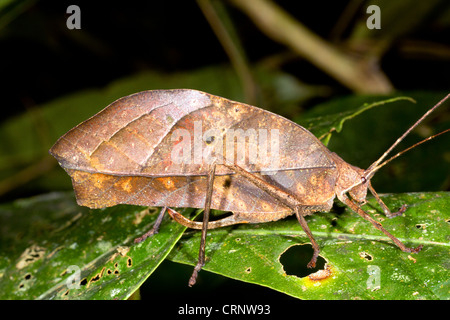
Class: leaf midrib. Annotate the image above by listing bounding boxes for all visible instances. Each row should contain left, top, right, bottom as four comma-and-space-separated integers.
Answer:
202, 227, 449, 248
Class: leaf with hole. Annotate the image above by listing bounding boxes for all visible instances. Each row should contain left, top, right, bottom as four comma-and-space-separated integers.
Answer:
168, 191, 450, 299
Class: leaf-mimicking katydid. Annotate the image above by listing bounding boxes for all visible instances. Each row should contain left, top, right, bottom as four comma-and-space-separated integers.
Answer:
49, 90, 450, 286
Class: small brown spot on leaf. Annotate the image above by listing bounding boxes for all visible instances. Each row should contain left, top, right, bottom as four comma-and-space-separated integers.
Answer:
16, 245, 46, 269
222, 177, 231, 189
296, 183, 305, 195
119, 177, 133, 192
308, 265, 332, 281
117, 246, 130, 256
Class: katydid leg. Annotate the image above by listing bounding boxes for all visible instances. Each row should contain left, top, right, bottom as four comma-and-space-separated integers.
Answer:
295, 207, 321, 268
189, 163, 217, 287
134, 206, 167, 243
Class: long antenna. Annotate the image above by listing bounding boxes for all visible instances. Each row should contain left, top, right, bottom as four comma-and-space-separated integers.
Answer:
368, 128, 450, 174
365, 93, 450, 180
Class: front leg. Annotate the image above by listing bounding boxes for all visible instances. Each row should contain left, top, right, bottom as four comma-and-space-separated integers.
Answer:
368, 182, 407, 218
340, 193, 422, 254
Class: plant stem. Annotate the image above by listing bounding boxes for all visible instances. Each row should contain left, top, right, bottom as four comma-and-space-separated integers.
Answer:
229, 0, 393, 94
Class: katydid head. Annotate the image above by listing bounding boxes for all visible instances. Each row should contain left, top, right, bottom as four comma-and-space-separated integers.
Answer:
348, 175, 369, 203
332, 153, 368, 203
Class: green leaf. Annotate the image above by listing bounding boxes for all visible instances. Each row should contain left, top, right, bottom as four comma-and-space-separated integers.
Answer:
300, 96, 416, 145
168, 192, 450, 299
0, 192, 198, 299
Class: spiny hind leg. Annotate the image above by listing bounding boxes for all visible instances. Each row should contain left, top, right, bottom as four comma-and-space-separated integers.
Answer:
167, 208, 244, 229
167, 207, 294, 229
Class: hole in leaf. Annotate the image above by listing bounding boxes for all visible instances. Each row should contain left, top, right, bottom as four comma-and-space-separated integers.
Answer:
332, 203, 346, 215
90, 273, 101, 283
279, 244, 326, 278
359, 252, 373, 261
330, 217, 338, 227
79, 278, 87, 286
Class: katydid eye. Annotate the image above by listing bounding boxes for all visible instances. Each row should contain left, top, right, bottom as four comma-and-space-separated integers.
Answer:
361, 176, 367, 184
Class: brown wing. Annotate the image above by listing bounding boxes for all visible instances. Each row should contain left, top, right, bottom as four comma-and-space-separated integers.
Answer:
50, 89, 337, 214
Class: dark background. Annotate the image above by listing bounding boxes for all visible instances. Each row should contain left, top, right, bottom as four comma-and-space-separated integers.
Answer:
3, 1, 449, 123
